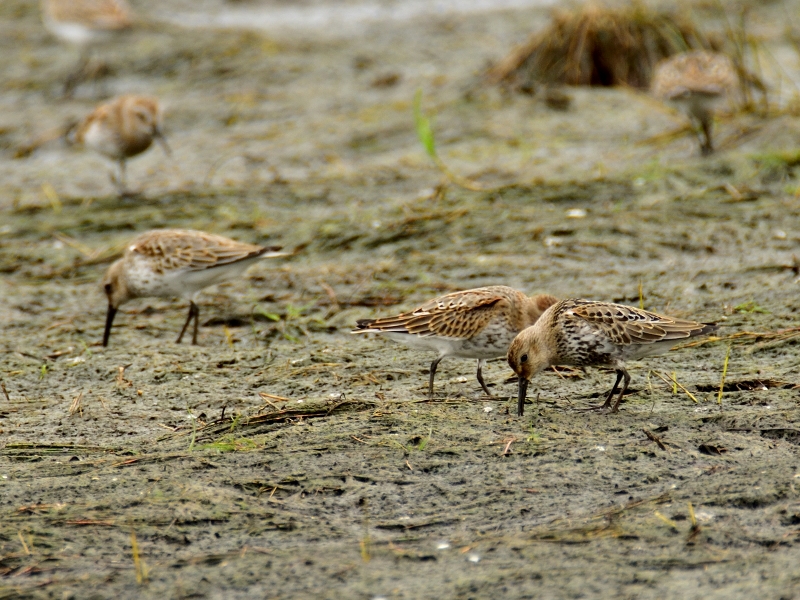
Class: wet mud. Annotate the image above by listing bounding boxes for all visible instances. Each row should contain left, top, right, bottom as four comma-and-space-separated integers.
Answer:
2, 0, 800, 598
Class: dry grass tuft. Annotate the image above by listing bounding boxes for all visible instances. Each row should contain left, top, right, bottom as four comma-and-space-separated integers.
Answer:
486, 2, 712, 91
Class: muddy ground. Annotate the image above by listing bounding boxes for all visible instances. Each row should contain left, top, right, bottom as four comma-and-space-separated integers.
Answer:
2, 0, 800, 597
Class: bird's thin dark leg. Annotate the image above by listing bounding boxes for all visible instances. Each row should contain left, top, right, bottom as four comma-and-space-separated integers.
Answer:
176, 302, 196, 343
117, 159, 128, 195
699, 113, 714, 156
602, 369, 625, 409
191, 302, 200, 345
575, 368, 623, 411
611, 369, 631, 413
428, 356, 443, 398
63, 50, 89, 98
476, 359, 494, 397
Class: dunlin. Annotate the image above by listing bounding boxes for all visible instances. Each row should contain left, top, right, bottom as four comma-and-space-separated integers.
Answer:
507, 299, 717, 416
102, 229, 286, 346
651, 50, 738, 156
352, 286, 559, 397
70, 95, 169, 193
41, 0, 134, 95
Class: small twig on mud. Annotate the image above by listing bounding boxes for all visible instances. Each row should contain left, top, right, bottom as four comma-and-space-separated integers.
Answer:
653, 511, 678, 531
319, 281, 340, 312
188, 413, 198, 452
653, 371, 698, 403
405, 459, 413, 471
687, 502, 701, 543
14, 125, 69, 158
52, 232, 99, 258
203, 153, 242, 187
597, 492, 672, 518
17, 531, 31, 555
258, 391, 287, 411
642, 428, 667, 452
1, 381, 10, 402
260, 392, 290, 402
360, 500, 371, 563
718, 346, 731, 406
131, 530, 148, 584
116, 365, 132, 388
68, 391, 84, 416
637, 122, 696, 147
677, 327, 800, 350
223, 325, 235, 349
502, 437, 517, 455
351, 436, 368, 444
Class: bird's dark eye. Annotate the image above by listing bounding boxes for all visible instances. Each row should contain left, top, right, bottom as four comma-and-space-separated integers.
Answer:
104, 283, 112, 294
520, 354, 528, 364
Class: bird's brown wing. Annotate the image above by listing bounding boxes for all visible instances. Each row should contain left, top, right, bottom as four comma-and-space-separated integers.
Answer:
128, 229, 273, 273
353, 287, 514, 338
565, 300, 715, 346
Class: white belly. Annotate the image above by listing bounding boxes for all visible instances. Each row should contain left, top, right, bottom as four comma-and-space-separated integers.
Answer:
83, 121, 122, 160
44, 19, 104, 45
125, 256, 256, 301
382, 319, 516, 360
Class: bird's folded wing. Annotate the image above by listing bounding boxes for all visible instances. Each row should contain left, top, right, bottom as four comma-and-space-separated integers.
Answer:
130, 230, 265, 273
568, 302, 709, 346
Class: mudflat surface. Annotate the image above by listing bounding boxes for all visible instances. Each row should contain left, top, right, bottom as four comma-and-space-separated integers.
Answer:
2, 0, 800, 598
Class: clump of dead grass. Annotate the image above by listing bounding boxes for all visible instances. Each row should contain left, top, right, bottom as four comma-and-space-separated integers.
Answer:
486, 2, 712, 91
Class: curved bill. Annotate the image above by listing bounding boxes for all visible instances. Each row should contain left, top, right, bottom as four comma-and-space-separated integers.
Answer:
103, 305, 118, 347
154, 129, 172, 157
517, 377, 529, 416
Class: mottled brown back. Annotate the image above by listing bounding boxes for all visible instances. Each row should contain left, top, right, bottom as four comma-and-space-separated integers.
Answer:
557, 299, 716, 346
127, 229, 273, 274
43, 0, 133, 29
652, 50, 737, 100
354, 285, 537, 339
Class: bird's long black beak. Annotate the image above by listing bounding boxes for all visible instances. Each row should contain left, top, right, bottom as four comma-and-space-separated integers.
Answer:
103, 304, 118, 347
517, 377, 529, 416
154, 128, 172, 157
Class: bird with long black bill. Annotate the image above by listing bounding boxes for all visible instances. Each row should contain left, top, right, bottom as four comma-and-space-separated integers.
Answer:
507, 299, 717, 416
102, 229, 286, 346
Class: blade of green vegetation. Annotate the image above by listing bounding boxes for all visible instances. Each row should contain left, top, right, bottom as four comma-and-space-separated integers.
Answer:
413, 89, 437, 160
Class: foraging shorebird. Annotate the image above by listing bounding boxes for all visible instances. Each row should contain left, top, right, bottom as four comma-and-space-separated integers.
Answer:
651, 50, 738, 156
102, 229, 286, 346
352, 286, 559, 397
507, 299, 717, 416
41, 0, 134, 96
70, 95, 169, 194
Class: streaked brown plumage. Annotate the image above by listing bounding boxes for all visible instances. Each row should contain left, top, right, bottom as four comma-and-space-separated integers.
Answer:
507, 299, 717, 416
41, 0, 134, 96
41, 0, 134, 43
651, 50, 738, 156
102, 229, 286, 346
71, 95, 169, 193
352, 286, 559, 397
